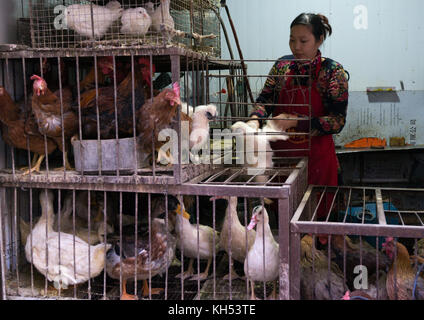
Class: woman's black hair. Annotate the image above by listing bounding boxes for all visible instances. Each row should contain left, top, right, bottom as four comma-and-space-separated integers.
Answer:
290, 13, 332, 41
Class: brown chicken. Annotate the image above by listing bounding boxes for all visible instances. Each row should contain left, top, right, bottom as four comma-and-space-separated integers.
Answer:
331, 235, 391, 288
41, 58, 73, 100
76, 57, 155, 139
30, 75, 77, 170
300, 235, 346, 300
79, 56, 131, 94
382, 237, 424, 300
0, 86, 57, 174
136, 82, 182, 165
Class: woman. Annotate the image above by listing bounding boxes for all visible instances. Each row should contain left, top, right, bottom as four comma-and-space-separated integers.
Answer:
249, 13, 349, 216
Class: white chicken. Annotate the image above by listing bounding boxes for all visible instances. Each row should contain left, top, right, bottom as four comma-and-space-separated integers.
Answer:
231, 114, 290, 182
144, 2, 155, 17
65, 2, 123, 39
25, 190, 111, 289
120, 7, 152, 35
150, 0, 175, 40
105, 0, 122, 10
189, 104, 218, 163
181, 102, 194, 117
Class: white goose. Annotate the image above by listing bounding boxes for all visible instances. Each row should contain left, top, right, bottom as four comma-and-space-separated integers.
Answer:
244, 205, 279, 300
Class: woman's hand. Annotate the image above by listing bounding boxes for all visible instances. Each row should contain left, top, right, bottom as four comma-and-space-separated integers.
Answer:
269, 113, 300, 131
246, 115, 260, 130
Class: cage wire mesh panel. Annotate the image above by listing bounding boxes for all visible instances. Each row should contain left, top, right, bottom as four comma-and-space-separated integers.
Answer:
290, 186, 424, 300
0, 54, 311, 184
20, 0, 221, 56
0, 157, 307, 300
0, 48, 314, 300
206, 59, 313, 175
0, 50, 240, 184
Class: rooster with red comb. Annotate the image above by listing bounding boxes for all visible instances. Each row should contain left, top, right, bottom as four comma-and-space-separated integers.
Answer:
76, 56, 156, 139
30, 74, 78, 171
136, 82, 182, 165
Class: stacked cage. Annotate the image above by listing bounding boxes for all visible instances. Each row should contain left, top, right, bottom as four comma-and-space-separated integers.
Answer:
17, 0, 221, 57
0, 52, 312, 300
290, 186, 424, 300
0, 1, 314, 301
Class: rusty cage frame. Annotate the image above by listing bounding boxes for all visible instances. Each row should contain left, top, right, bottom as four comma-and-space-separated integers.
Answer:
290, 185, 424, 300
0, 40, 315, 300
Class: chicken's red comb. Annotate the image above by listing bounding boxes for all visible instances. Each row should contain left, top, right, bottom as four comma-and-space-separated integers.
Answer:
341, 291, 350, 300
138, 57, 150, 66
172, 82, 180, 98
30, 74, 43, 81
138, 57, 156, 73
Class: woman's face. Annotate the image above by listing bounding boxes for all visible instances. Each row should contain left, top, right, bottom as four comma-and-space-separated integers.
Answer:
289, 25, 323, 60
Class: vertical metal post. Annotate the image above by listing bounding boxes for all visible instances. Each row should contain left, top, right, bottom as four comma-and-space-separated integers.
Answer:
0, 188, 7, 300
278, 197, 290, 300
289, 232, 300, 299
171, 54, 182, 184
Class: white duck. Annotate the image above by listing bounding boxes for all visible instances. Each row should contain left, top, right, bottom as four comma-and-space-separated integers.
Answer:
213, 196, 256, 280
25, 189, 111, 289
244, 205, 279, 300
174, 203, 220, 281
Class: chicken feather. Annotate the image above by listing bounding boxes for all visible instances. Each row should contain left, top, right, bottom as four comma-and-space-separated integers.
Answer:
121, 7, 152, 35
65, 3, 123, 39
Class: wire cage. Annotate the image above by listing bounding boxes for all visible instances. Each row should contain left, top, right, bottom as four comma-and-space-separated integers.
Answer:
290, 185, 424, 300
17, 0, 221, 57
0, 51, 312, 185
0, 157, 307, 300
0, 48, 240, 184
0, 46, 315, 299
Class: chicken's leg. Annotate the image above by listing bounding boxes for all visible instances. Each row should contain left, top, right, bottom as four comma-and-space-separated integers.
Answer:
54, 151, 74, 171
31, 154, 40, 167
120, 279, 138, 300
175, 258, 194, 280
22, 154, 45, 175
20, 154, 39, 172
190, 258, 212, 281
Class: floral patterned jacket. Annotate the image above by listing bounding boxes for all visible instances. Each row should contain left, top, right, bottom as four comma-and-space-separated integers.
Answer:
251, 50, 349, 135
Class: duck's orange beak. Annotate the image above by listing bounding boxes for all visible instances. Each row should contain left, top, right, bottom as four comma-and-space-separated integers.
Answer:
175, 204, 190, 220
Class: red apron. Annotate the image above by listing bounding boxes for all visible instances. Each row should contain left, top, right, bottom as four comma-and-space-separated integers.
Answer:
270, 59, 338, 218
